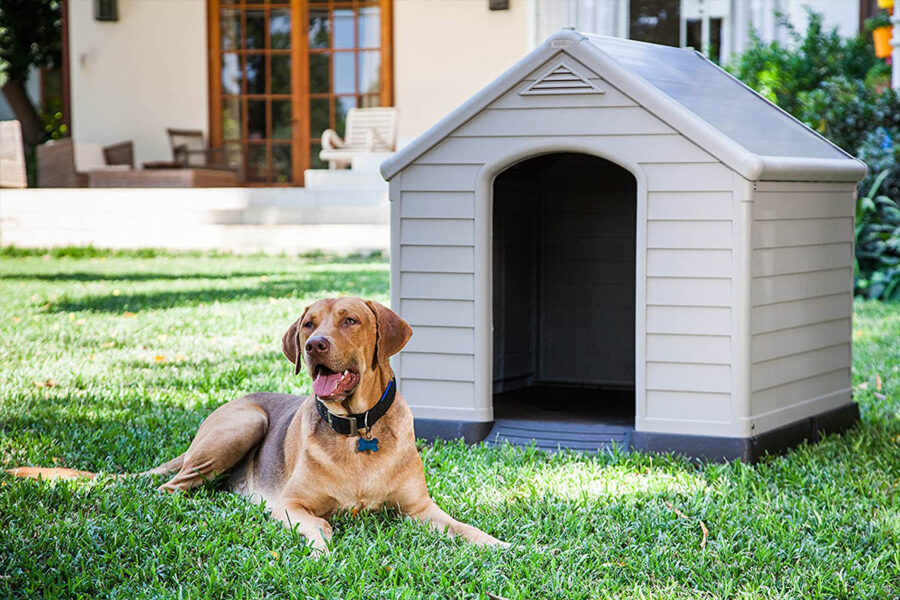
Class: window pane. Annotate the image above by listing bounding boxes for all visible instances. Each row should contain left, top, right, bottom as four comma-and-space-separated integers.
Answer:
335, 96, 355, 138
270, 10, 291, 49
246, 144, 268, 182
629, 0, 680, 47
357, 6, 380, 48
271, 54, 291, 94
272, 100, 292, 139
358, 51, 380, 95
222, 97, 242, 140
224, 142, 242, 175
272, 144, 292, 183
310, 141, 326, 169
310, 98, 330, 139
220, 9, 241, 50
333, 9, 354, 48
360, 94, 380, 108
309, 9, 329, 49
221, 53, 242, 95
247, 99, 266, 140
333, 52, 355, 94
246, 54, 265, 94
309, 53, 330, 94
245, 10, 266, 50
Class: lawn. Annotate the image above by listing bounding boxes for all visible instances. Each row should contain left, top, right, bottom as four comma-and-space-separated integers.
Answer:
1, 249, 898, 599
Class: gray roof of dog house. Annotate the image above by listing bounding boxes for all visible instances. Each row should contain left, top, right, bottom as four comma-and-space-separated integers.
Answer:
382, 30, 866, 183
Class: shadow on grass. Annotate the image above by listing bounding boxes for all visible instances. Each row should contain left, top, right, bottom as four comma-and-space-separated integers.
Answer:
0, 271, 288, 283
43, 270, 389, 313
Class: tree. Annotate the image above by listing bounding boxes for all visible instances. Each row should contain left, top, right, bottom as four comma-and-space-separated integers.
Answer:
0, 0, 62, 151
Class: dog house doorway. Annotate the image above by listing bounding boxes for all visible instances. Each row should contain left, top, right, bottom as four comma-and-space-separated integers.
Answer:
491, 152, 637, 450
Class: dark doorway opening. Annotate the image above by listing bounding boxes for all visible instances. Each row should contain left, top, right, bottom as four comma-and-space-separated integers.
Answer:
490, 153, 637, 451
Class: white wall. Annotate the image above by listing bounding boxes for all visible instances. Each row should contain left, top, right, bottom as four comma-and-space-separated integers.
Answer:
69, 0, 208, 167
393, 0, 531, 145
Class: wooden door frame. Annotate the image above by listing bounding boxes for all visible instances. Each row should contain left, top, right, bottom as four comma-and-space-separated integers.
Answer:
207, 0, 394, 186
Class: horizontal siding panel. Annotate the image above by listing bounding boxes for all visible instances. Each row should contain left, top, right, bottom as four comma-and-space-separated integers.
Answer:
646, 277, 731, 307
753, 217, 852, 249
646, 391, 732, 422
643, 163, 734, 192
647, 220, 732, 249
400, 165, 480, 191
647, 249, 732, 278
423, 134, 716, 165
751, 368, 850, 415
646, 306, 731, 335
403, 326, 474, 355
400, 245, 474, 273
647, 191, 732, 220
752, 268, 852, 306
754, 191, 855, 220
400, 192, 475, 219
752, 243, 852, 277
647, 362, 731, 393
401, 352, 474, 382
401, 379, 475, 409
454, 106, 674, 137
751, 293, 852, 335
646, 334, 732, 364
752, 343, 850, 392
752, 318, 850, 363
400, 218, 474, 246
400, 299, 474, 327
400, 272, 474, 300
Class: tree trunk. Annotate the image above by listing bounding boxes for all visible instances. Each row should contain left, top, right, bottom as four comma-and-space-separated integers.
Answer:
2, 78, 43, 152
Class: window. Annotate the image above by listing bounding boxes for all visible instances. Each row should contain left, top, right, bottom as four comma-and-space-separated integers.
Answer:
209, 0, 392, 185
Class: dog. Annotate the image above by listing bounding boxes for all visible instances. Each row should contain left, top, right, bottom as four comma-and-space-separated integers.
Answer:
9, 297, 507, 553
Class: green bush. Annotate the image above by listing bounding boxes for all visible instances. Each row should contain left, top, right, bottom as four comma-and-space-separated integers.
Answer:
728, 9, 900, 300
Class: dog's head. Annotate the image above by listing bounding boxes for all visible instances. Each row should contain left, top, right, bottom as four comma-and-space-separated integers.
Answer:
281, 297, 412, 403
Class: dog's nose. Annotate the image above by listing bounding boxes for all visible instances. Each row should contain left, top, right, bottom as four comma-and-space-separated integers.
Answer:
305, 336, 330, 355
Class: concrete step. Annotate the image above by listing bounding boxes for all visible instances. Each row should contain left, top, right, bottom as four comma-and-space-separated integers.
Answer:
304, 168, 388, 192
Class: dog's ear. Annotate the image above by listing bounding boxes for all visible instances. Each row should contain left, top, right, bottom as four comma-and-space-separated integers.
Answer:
365, 300, 412, 368
282, 306, 310, 376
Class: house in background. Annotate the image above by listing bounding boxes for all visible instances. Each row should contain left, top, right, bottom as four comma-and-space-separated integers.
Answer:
60, 0, 867, 188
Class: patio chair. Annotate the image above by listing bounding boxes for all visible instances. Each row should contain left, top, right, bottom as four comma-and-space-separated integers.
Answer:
319, 107, 398, 169
37, 138, 133, 187
166, 128, 226, 169
0, 120, 27, 188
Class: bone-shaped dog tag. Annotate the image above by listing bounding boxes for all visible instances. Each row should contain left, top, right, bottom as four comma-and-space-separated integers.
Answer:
357, 437, 379, 452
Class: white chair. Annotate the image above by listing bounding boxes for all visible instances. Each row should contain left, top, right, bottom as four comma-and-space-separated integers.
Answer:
319, 107, 398, 170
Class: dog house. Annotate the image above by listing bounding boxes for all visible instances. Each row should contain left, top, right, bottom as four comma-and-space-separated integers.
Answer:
380, 30, 867, 461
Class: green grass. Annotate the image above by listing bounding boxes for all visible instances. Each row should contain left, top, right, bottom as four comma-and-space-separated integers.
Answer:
1, 251, 898, 599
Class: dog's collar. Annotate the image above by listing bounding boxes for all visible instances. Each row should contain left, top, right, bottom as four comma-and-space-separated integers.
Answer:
315, 378, 396, 436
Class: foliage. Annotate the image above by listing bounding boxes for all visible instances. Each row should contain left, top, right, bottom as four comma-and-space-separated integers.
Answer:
0, 253, 898, 598
0, 0, 61, 84
856, 170, 900, 300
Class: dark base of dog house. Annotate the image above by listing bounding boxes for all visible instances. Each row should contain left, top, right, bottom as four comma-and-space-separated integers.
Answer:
413, 402, 860, 463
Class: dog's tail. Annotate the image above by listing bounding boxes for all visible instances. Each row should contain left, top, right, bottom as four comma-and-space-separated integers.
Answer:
5, 453, 186, 482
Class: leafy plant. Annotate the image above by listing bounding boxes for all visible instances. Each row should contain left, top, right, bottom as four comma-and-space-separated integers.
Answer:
856, 170, 900, 300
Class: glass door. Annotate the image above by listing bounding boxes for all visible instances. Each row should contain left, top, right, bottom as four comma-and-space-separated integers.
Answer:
209, 0, 392, 186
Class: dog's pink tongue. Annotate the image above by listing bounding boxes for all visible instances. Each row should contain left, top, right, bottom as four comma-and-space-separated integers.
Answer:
313, 372, 342, 397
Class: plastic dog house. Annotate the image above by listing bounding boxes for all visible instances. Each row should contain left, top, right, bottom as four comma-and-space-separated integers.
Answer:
380, 30, 867, 461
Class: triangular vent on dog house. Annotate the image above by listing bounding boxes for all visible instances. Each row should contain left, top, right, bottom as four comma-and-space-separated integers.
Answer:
520, 60, 605, 95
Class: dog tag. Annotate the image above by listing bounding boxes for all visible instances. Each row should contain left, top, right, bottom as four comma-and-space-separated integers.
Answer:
357, 437, 379, 452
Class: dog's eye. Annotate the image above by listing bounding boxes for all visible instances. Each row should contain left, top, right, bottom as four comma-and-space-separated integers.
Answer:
344, 317, 357, 325
303, 321, 314, 328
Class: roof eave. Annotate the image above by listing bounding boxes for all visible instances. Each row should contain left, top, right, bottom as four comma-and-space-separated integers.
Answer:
380, 30, 586, 181
755, 156, 868, 182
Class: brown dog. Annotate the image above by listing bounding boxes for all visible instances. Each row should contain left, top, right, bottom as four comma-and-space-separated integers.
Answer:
10, 297, 506, 553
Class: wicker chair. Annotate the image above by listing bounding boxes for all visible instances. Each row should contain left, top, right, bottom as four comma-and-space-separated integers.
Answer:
166, 129, 226, 169
37, 138, 134, 187
103, 140, 134, 168
0, 120, 27, 188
